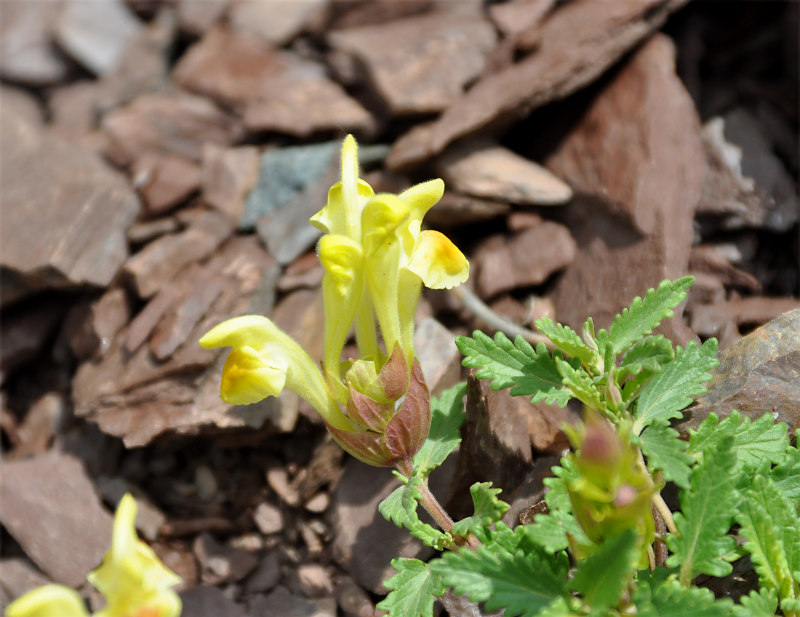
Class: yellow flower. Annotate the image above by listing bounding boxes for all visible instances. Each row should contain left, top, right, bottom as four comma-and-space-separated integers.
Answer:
4, 494, 182, 617
88, 494, 182, 617
5, 585, 89, 617
199, 134, 469, 468
311, 135, 469, 370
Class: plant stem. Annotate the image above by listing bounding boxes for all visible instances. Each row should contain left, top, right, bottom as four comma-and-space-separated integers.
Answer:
653, 492, 677, 535
395, 460, 479, 549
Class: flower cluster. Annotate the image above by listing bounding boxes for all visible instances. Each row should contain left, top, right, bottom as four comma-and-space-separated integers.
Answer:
5, 494, 181, 617
200, 135, 469, 468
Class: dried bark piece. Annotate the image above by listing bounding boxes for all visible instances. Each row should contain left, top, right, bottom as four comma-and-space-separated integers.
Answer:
328, 12, 496, 115
73, 237, 283, 446
387, 0, 689, 169
124, 209, 234, 299
133, 153, 202, 216
174, 26, 374, 137
102, 91, 243, 167
548, 35, 704, 338
0, 450, 114, 586
678, 308, 800, 438
474, 222, 576, 298
436, 139, 572, 206
0, 106, 140, 306
201, 144, 260, 221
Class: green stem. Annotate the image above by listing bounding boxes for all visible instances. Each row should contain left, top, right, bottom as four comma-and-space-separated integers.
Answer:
395, 461, 479, 549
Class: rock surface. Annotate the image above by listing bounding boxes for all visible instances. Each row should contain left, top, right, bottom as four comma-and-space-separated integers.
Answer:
437, 139, 572, 206
0, 451, 114, 586
679, 308, 800, 438
329, 12, 496, 115
387, 0, 689, 168
548, 35, 704, 335
0, 107, 140, 306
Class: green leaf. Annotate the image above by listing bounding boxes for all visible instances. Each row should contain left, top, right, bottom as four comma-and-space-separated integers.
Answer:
529, 459, 590, 553
733, 589, 779, 617
632, 339, 718, 435
452, 482, 509, 537
568, 529, 639, 613
432, 541, 569, 617
535, 318, 597, 365
634, 575, 733, 617
770, 447, 800, 500
637, 420, 694, 489
554, 357, 606, 412
607, 276, 694, 355
737, 474, 800, 605
413, 382, 467, 477
377, 558, 445, 617
688, 410, 790, 472
456, 331, 575, 407
379, 479, 453, 550
617, 335, 675, 379
666, 433, 739, 583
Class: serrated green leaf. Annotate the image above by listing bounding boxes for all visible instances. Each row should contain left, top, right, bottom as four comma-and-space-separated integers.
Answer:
770, 447, 800, 500
529, 460, 590, 553
554, 357, 606, 412
535, 318, 597, 365
377, 558, 445, 617
432, 541, 568, 617
737, 474, 800, 606
732, 588, 779, 617
634, 576, 733, 617
413, 382, 467, 477
607, 277, 694, 355
666, 433, 739, 583
637, 420, 694, 489
688, 410, 790, 472
456, 331, 575, 407
633, 339, 718, 435
568, 529, 639, 612
378, 479, 453, 550
452, 482, 509, 537
618, 335, 675, 378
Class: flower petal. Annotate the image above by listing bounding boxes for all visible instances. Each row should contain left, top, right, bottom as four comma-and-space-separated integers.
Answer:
5, 585, 89, 617
407, 230, 469, 289
220, 346, 289, 405
199, 315, 283, 350
399, 178, 444, 221
88, 494, 182, 617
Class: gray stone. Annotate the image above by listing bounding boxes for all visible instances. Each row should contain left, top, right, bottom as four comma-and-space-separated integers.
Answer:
245, 551, 282, 594
331, 459, 432, 593
249, 586, 336, 617
55, 0, 142, 76
0, 107, 140, 305
228, 0, 329, 46
181, 586, 250, 617
679, 309, 800, 439
0, 451, 114, 587
0, 2, 69, 85
194, 532, 259, 584
414, 317, 462, 395
242, 142, 339, 230
254, 502, 284, 535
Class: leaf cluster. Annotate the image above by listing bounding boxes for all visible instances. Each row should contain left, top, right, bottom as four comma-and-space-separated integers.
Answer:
380, 278, 799, 617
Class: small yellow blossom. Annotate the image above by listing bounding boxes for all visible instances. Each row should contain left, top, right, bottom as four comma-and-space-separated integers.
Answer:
200, 134, 469, 467
4, 494, 182, 617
